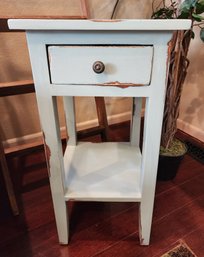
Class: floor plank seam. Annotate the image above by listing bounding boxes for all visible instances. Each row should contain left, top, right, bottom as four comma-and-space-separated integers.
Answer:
182, 222, 204, 241
153, 193, 204, 225
90, 231, 139, 257
156, 171, 204, 198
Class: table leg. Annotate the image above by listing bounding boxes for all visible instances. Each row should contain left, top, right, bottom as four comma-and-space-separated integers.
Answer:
39, 96, 69, 244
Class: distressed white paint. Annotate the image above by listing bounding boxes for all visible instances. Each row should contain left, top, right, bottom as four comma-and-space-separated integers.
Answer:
64, 142, 141, 201
49, 45, 153, 85
8, 19, 191, 30
9, 19, 191, 245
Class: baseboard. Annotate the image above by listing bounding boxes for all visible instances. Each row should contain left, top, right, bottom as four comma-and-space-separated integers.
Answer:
3, 131, 44, 149
177, 119, 204, 143
3, 111, 132, 151
3, 113, 203, 154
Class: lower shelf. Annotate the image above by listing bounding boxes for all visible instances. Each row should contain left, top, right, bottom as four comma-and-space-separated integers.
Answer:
64, 142, 142, 202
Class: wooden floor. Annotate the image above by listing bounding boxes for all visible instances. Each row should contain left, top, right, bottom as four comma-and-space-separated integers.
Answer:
0, 122, 204, 257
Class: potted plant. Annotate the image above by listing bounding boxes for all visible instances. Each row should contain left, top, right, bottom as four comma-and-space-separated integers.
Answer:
151, 0, 204, 180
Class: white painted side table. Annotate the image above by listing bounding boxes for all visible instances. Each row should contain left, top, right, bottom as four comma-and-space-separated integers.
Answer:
9, 19, 191, 245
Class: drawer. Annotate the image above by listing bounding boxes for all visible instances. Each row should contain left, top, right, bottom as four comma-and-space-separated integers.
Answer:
48, 45, 153, 86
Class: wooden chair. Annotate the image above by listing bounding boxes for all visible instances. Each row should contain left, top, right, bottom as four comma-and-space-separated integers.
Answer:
0, 80, 35, 215
0, 78, 109, 217
0, 134, 19, 215
0, 0, 109, 215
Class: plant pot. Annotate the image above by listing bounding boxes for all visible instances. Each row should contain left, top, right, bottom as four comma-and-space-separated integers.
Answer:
157, 154, 184, 181
157, 139, 187, 181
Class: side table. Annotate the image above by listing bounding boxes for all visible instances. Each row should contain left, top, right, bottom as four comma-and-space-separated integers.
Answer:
9, 19, 191, 245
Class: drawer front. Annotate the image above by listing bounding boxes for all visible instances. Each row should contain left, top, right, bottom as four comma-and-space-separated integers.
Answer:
48, 45, 153, 86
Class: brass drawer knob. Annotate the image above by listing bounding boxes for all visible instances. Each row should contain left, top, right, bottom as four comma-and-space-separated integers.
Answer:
93, 61, 105, 74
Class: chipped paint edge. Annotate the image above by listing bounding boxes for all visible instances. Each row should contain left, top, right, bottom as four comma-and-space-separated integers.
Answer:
42, 131, 51, 176
97, 81, 147, 89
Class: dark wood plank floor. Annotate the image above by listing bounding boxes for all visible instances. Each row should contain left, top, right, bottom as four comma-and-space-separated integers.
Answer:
0, 122, 204, 257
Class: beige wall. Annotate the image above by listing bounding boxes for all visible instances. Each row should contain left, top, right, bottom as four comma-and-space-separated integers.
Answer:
0, 32, 37, 142
178, 27, 204, 141
1, 0, 204, 147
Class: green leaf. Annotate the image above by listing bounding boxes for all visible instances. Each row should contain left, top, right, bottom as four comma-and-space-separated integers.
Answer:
151, 8, 166, 19
180, 0, 197, 11
196, 0, 204, 14
191, 30, 195, 39
178, 10, 190, 18
200, 28, 204, 42
192, 13, 204, 21
152, 7, 174, 19
179, 0, 197, 18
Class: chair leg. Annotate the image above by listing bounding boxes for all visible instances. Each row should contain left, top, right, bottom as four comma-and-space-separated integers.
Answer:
94, 97, 109, 141
130, 97, 142, 147
0, 139, 19, 216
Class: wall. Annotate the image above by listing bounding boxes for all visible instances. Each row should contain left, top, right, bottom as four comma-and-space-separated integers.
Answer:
1, 0, 204, 148
178, 27, 204, 141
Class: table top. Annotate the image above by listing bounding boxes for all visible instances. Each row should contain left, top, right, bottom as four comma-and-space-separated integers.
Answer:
0, 0, 87, 19
8, 19, 192, 31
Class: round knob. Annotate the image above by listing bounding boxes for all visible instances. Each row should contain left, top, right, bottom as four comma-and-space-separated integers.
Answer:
92, 61, 105, 74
